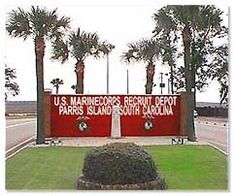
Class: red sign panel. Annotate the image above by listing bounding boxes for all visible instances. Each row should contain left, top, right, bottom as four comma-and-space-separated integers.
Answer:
50, 95, 181, 137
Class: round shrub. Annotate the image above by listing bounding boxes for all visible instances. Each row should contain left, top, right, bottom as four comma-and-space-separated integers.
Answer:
81, 142, 159, 185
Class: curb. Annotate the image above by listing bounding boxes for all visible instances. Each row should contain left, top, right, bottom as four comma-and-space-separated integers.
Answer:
196, 121, 228, 127
5, 137, 228, 158
6, 136, 35, 160
186, 140, 228, 156
207, 143, 228, 156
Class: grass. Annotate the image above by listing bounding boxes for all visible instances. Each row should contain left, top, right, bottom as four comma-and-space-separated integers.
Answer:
5, 145, 228, 190
145, 145, 228, 190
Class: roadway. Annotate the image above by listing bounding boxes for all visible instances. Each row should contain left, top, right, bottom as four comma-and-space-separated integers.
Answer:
5, 116, 229, 154
6, 118, 36, 150
195, 117, 228, 154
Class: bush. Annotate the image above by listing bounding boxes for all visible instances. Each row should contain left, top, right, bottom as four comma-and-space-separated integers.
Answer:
81, 142, 158, 185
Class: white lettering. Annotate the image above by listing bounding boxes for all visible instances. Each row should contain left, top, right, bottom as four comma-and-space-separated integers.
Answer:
59, 105, 83, 115
61, 96, 67, 106
143, 105, 173, 116
54, 95, 178, 116
54, 97, 60, 106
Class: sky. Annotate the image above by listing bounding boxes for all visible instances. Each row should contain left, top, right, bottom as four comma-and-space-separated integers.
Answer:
2, 1, 229, 103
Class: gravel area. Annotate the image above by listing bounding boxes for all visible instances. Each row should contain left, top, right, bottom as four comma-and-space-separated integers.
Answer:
57, 136, 207, 147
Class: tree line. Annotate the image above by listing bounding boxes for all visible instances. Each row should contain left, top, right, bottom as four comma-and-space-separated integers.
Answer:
6, 5, 228, 143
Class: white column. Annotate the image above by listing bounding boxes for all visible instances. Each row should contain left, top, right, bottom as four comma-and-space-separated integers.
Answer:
111, 105, 121, 138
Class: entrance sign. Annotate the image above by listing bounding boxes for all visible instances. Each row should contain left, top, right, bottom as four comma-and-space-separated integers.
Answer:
50, 94, 182, 137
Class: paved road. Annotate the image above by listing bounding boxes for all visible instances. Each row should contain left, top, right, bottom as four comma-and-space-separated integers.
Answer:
6, 118, 36, 150
5, 116, 228, 154
195, 117, 228, 154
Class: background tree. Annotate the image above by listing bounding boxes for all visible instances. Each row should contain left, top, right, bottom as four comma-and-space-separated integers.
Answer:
6, 6, 70, 144
51, 28, 113, 94
5, 65, 20, 100
122, 38, 161, 94
210, 44, 228, 105
50, 78, 64, 94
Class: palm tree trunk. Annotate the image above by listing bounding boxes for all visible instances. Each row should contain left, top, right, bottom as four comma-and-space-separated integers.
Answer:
166, 32, 174, 94
75, 61, 85, 94
35, 36, 45, 144
191, 38, 197, 111
56, 85, 59, 94
192, 67, 196, 110
183, 25, 191, 93
182, 24, 196, 141
145, 64, 155, 94
170, 64, 174, 94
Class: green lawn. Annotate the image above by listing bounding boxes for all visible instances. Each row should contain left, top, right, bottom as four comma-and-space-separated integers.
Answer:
5, 145, 228, 190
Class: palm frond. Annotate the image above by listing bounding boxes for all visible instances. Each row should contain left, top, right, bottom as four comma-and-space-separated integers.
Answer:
50, 78, 64, 85
68, 28, 100, 61
71, 84, 77, 90
6, 7, 31, 40
121, 41, 140, 63
7, 6, 70, 40
100, 41, 115, 54
152, 7, 177, 36
92, 41, 115, 59
28, 6, 48, 37
122, 38, 162, 64
48, 14, 71, 40
51, 38, 69, 63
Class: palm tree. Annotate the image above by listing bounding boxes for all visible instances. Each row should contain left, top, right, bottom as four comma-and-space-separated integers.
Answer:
122, 38, 161, 94
50, 78, 64, 94
51, 28, 111, 94
152, 6, 201, 141
152, 5, 226, 141
6, 6, 70, 144
152, 8, 178, 94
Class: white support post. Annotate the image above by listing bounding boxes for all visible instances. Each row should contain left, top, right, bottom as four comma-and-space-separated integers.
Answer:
111, 105, 121, 138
